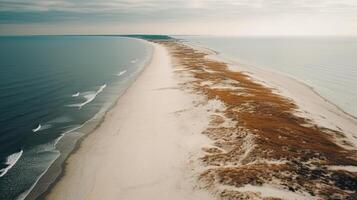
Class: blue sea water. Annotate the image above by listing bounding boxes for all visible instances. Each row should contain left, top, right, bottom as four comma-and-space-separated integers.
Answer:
178, 36, 357, 117
0, 36, 152, 199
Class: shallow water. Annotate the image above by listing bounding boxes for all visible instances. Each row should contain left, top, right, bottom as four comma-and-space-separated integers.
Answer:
0, 36, 152, 199
178, 36, 357, 117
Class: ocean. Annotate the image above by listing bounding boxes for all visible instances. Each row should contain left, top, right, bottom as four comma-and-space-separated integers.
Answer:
178, 36, 357, 118
0, 36, 152, 199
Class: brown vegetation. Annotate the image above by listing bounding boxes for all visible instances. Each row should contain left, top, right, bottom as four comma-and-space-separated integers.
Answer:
154, 40, 357, 200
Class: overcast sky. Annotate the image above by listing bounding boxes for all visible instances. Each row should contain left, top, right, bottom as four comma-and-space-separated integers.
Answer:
1, 0, 357, 35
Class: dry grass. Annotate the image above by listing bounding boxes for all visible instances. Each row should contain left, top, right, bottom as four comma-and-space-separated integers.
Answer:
155, 40, 357, 200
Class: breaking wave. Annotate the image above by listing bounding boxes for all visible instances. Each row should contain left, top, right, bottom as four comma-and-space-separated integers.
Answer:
68, 84, 107, 109
0, 150, 23, 177
72, 92, 80, 97
117, 70, 127, 77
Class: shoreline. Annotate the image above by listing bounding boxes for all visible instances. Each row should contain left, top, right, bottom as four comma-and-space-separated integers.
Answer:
231, 57, 357, 122
23, 38, 154, 200
226, 60, 357, 147
44, 41, 216, 200
210, 44, 357, 146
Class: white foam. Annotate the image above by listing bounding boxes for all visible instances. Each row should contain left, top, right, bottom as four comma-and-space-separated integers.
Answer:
131, 59, 138, 63
68, 84, 107, 109
15, 124, 86, 200
16, 90, 112, 200
15, 149, 59, 200
32, 124, 41, 132
72, 92, 80, 97
117, 70, 127, 77
0, 150, 23, 177
32, 124, 51, 133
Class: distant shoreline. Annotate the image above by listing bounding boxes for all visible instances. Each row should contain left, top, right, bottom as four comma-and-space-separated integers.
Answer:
178, 36, 357, 119
182, 40, 357, 142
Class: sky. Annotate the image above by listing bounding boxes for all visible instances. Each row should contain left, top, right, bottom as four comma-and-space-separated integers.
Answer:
1, 0, 357, 36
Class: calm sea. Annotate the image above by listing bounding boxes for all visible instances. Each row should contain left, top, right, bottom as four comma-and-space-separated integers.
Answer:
0, 36, 152, 199
178, 36, 357, 117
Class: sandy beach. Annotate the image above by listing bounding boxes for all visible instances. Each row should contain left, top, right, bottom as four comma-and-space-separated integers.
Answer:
46, 42, 215, 200
45, 39, 357, 200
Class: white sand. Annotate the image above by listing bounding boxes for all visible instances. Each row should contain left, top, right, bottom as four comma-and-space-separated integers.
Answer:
328, 165, 357, 172
47, 42, 214, 200
235, 184, 315, 200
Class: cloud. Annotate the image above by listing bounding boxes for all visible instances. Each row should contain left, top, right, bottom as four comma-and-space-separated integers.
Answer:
1, 0, 357, 35
0, 0, 75, 12
2, 0, 356, 13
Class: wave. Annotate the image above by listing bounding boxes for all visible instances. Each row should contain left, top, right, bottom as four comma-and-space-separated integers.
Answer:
117, 70, 127, 77
0, 150, 23, 177
14, 123, 86, 200
47, 116, 72, 124
15, 112, 107, 200
131, 59, 138, 64
72, 92, 80, 97
32, 124, 52, 133
32, 124, 41, 132
68, 84, 107, 109
15, 121, 95, 200
17, 81, 119, 199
